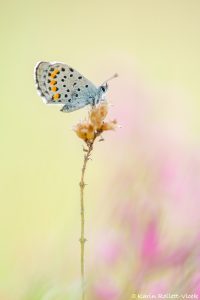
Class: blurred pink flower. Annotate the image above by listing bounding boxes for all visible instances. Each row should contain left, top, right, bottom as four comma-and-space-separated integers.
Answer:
163, 245, 192, 266
140, 220, 160, 264
95, 233, 123, 265
146, 280, 168, 293
190, 272, 200, 295
93, 280, 120, 300
85, 64, 200, 298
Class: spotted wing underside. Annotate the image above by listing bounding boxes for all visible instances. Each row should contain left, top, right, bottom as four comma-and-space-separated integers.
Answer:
34, 61, 98, 112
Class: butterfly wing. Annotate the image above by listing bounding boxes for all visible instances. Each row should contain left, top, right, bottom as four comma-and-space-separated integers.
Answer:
35, 62, 53, 103
61, 84, 98, 112
34, 61, 98, 111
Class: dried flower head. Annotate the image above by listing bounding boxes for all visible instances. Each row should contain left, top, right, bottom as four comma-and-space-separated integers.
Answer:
74, 102, 117, 143
89, 102, 108, 129
75, 122, 95, 141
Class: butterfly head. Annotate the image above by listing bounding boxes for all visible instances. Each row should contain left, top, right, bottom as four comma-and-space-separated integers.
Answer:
96, 73, 118, 104
100, 83, 108, 93
99, 83, 108, 95
95, 83, 108, 105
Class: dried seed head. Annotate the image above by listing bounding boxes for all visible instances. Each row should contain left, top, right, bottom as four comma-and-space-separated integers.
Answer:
74, 102, 117, 143
89, 102, 108, 129
101, 119, 117, 131
74, 122, 95, 141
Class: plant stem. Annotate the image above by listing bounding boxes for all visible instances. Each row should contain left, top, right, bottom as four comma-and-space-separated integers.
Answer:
79, 140, 94, 300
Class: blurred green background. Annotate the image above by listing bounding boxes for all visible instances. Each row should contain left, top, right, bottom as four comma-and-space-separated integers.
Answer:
1, 1, 200, 299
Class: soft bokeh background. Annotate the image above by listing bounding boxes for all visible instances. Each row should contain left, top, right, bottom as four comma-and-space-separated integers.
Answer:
1, 0, 200, 299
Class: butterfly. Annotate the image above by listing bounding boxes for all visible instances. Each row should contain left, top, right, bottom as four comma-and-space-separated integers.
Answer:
34, 61, 117, 112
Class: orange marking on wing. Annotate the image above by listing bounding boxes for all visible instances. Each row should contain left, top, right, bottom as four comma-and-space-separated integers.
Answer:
50, 80, 57, 85
50, 73, 56, 78
51, 86, 58, 92
51, 69, 59, 77
53, 93, 60, 100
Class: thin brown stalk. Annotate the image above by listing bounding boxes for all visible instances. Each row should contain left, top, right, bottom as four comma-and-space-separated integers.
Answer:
75, 102, 117, 300
79, 139, 95, 300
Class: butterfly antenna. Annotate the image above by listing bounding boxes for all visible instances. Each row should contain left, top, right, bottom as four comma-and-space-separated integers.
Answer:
102, 73, 118, 85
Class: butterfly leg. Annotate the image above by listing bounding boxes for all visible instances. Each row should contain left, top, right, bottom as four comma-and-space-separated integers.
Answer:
90, 96, 97, 107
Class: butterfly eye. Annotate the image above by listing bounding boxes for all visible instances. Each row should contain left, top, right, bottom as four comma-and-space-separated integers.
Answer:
101, 85, 107, 93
